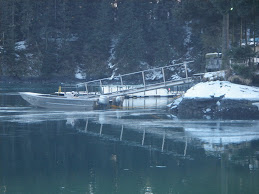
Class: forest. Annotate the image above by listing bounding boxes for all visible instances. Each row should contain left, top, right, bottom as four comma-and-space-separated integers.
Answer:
0, 0, 259, 82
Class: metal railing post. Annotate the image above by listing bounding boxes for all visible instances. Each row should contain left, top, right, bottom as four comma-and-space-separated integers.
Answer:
161, 130, 166, 152
85, 83, 88, 94
85, 118, 88, 132
184, 62, 188, 79
120, 74, 123, 86
120, 125, 124, 141
99, 124, 103, 135
162, 67, 166, 85
142, 129, 146, 146
142, 71, 146, 88
100, 80, 103, 94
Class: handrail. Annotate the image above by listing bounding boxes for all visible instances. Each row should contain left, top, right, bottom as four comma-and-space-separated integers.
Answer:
104, 78, 192, 97
74, 61, 194, 96
78, 61, 194, 86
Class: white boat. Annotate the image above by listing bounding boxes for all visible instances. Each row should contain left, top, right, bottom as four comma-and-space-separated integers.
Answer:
19, 90, 126, 110
19, 92, 101, 110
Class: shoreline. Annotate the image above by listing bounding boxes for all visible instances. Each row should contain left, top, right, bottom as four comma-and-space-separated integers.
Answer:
169, 81, 259, 119
175, 98, 259, 119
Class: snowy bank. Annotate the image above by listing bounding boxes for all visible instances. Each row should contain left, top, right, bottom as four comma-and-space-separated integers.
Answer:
184, 81, 259, 101
171, 81, 259, 119
203, 70, 225, 81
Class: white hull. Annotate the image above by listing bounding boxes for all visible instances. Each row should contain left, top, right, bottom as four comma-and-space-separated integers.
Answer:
20, 92, 97, 110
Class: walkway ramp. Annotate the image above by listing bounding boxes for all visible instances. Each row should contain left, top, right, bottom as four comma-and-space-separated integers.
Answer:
104, 78, 192, 97
76, 61, 196, 98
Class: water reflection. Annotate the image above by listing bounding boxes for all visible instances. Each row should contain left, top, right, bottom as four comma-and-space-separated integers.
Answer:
1, 106, 259, 166
1, 91, 259, 193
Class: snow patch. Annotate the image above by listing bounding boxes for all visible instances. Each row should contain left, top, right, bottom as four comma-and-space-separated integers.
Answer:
184, 81, 259, 100
203, 70, 225, 81
145, 70, 163, 80
168, 96, 183, 109
171, 73, 181, 80
107, 38, 118, 69
184, 21, 192, 46
15, 41, 27, 50
75, 66, 86, 79
25, 53, 33, 58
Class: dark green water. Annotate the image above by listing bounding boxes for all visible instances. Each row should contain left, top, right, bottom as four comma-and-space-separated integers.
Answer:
0, 83, 259, 194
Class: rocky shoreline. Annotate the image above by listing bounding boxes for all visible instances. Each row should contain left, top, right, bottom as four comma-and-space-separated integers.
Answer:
171, 98, 259, 119
169, 80, 259, 119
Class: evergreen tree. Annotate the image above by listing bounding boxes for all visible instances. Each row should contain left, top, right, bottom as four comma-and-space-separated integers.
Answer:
81, 0, 114, 78
0, 0, 257, 80
114, 0, 147, 74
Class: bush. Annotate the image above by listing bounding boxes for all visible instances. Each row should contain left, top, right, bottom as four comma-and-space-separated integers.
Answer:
231, 64, 255, 79
228, 75, 252, 85
228, 46, 255, 62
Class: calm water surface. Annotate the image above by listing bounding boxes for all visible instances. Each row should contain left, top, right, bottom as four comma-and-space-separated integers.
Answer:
0, 83, 259, 194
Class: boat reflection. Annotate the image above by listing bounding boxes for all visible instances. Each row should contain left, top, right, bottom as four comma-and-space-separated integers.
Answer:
64, 112, 259, 169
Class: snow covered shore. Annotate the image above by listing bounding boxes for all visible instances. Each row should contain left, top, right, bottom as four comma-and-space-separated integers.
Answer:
170, 81, 259, 119
184, 81, 259, 100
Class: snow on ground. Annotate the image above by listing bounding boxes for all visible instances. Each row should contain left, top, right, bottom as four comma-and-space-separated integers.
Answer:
170, 73, 181, 80
75, 66, 86, 79
203, 70, 225, 81
107, 38, 118, 69
145, 69, 163, 80
167, 96, 183, 109
15, 41, 27, 50
184, 81, 259, 100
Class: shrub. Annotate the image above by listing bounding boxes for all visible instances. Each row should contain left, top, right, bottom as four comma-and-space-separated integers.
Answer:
231, 64, 256, 79
228, 75, 252, 85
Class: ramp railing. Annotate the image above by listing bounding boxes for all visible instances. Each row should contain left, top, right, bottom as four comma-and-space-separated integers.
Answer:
76, 61, 194, 96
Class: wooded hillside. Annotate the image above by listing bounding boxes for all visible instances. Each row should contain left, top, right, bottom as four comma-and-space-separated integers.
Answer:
0, 0, 258, 80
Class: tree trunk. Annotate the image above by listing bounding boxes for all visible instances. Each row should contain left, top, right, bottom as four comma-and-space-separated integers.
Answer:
240, 18, 242, 47
222, 13, 229, 70
253, 6, 256, 53
244, 19, 247, 45
11, 0, 15, 46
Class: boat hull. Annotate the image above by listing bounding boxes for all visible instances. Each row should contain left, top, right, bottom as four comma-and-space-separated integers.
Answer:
20, 92, 97, 110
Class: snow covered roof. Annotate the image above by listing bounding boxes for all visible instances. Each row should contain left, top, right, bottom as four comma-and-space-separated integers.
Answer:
184, 81, 259, 101
205, 52, 222, 58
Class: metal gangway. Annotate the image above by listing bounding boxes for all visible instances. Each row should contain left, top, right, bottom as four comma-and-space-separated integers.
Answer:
76, 61, 196, 98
